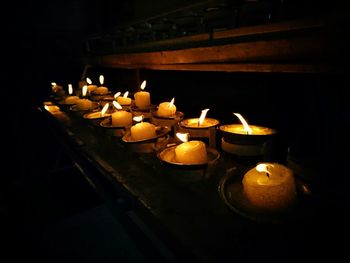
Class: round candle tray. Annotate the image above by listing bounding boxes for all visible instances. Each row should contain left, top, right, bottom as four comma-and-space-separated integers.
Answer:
157, 145, 220, 169
218, 170, 312, 224
179, 118, 220, 129
70, 102, 99, 112
219, 124, 276, 145
151, 111, 184, 127
99, 117, 129, 137
122, 126, 171, 143
83, 111, 111, 120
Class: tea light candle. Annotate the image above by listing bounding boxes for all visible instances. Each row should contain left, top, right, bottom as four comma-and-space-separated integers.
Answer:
116, 91, 132, 105
157, 98, 176, 117
75, 98, 93, 110
175, 140, 208, 164
86, 77, 97, 93
130, 120, 156, 141
242, 163, 297, 211
134, 80, 151, 108
64, 95, 80, 104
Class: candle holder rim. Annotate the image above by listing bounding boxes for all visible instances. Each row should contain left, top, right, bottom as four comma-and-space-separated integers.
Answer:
131, 104, 157, 112
179, 117, 220, 129
157, 145, 220, 168
152, 110, 184, 120
70, 102, 99, 112
122, 125, 171, 143
219, 123, 277, 135
99, 117, 130, 129
83, 111, 111, 120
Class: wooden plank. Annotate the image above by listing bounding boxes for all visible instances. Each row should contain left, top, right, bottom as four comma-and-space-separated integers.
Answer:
93, 63, 336, 74
91, 34, 327, 66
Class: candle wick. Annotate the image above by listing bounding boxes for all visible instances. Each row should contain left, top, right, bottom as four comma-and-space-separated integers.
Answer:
266, 172, 269, 178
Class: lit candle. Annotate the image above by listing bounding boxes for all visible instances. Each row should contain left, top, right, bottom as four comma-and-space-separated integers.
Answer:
51, 82, 65, 96
130, 115, 156, 141
134, 80, 151, 109
64, 83, 80, 104
116, 91, 132, 106
94, 75, 109, 94
242, 163, 297, 211
86, 77, 97, 93
174, 132, 208, 164
157, 97, 176, 117
111, 101, 133, 127
75, 98, 93, 110
181, 108, 219, 128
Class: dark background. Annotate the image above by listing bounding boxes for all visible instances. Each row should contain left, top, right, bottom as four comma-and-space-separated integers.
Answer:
2, 0, 350, 261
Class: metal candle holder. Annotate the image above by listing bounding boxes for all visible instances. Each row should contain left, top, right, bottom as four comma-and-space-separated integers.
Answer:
177, 118, 220, 148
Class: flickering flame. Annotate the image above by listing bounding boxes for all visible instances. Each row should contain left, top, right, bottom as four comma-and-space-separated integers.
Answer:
82, 85, 88, 97
198, 108, 209, 125
176, 132, 189, 143
114, 92, 121, 98
133, 115, 143, 122
140, 80, 146, 90
123, 91, 129, 98
169, 97, 175, 108
256, 163, 274, 177
233, 113, 252, 135
51, 82, 57, 91
44, 105, 50, 111
86, 77, 92, 85
112, 101, 123, 110
101, 103, 109, 116
68, 84, 73, 95
99, 75, 104, 85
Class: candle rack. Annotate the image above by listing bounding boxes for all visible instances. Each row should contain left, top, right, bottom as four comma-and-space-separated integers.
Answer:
151, 111, 184, 136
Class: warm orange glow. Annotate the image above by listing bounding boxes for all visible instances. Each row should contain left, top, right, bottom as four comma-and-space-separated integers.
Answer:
133, 115, 143, 122
114, 92, 121, 98
86, 77, 92, 85
140, 80, 146, 90
123, 91, 129, 98
44, 105, 50, 111
99, 75, 104, 85
68, 84, 73, 95
82, 85, 88, 97
176, 132, 189, 143
198, 108, 209, 125
112, 101, 123, 110
101, 103, 109, 116
169, 98, 175, 108
233, 113, 252, 135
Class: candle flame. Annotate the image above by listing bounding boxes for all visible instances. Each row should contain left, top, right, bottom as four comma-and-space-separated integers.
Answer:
256, 163, 274, 177
168, 97, 175, 108
176, 132, 189, 143
133, 115, 143, 122
82, 85, 88, 97
233, 113, 252, 135
112, 101, 123, 110
140, 80, 146, 90
44, 105, 50, 111
51, 82, 57, 86
101, 103, 109, 116
123, 91, 129, 98
199, 108, 209, 125
68, 84, 73, 95
86, 77, 92, 85
114, 92, 121, 98
99, 75, 104, 85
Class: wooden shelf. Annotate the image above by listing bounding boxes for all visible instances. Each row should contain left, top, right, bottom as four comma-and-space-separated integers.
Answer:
84, 18, 339, 73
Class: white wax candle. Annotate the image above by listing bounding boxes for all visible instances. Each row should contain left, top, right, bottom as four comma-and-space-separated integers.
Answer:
64, 95, 80, 104
134, 91, 150, 108
75, 99, 93, 110
95, 86, 109, 94
157, 102, 177, 117
175, 140, 208, 164
130, 122, 156, 141
242, 163, 297, 211
111, 110, 133, 127
117, 96, 132, 106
